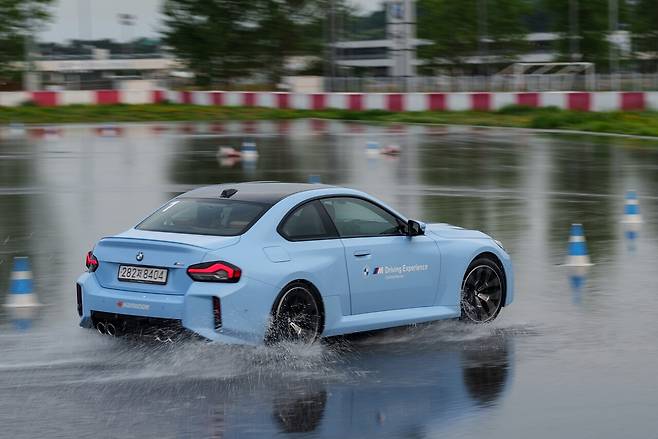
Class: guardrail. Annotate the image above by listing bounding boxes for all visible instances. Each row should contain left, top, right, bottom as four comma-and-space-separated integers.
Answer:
1, 90, 657, 111
326, 74, 658, 92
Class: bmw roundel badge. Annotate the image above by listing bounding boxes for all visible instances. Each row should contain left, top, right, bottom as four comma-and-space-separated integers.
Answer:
136, 251, 144, 262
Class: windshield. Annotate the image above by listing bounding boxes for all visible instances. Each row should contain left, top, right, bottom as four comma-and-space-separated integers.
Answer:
136, 198, 268, 236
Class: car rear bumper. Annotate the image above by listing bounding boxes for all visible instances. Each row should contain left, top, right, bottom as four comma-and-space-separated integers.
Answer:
76, 272, 276, 345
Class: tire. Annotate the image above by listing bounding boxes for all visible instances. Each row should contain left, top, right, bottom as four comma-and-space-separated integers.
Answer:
267, 282, 322, 344
460, 257, 505, 323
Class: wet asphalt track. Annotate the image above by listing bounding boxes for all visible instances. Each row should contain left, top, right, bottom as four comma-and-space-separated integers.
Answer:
0, 121, 657, 438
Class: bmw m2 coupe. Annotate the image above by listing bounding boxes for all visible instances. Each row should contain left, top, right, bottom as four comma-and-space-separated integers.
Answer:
77, 182, 513, 344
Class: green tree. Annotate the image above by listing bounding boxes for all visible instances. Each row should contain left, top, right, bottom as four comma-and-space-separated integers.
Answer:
162, 0, 261, 87
542, 0, 616, 66
253, 0, 324, 84
631, 0, 658, 71
0, 0, 52, 83
162, 0, 323, 87
417, 0, 528, 74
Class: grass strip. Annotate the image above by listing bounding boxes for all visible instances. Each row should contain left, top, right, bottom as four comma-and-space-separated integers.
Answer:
1, 103, 658, 137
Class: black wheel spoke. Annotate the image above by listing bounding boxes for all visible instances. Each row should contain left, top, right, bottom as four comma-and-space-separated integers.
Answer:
273, 286, 320, 344
461, 264, 503, 323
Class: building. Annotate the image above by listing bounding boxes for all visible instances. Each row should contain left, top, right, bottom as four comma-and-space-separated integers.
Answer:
333, 0, 424, 78
26, 41, 180, 90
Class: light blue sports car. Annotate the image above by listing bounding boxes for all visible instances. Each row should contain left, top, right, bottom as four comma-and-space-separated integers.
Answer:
76, 182, 513, 344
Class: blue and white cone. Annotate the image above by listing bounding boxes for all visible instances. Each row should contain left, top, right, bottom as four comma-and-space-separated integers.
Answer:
308, 175, 321, 184
241, 141, 259, 160
621, 190, 642, 224
366, 141, 380, 156
4, 257, 40, 308
565, 224, 593, 267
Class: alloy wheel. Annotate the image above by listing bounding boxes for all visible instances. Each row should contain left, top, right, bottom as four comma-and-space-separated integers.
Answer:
461, 263, 503, 323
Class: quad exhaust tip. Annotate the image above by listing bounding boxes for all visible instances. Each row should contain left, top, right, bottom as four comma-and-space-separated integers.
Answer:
95, 321, 117, 336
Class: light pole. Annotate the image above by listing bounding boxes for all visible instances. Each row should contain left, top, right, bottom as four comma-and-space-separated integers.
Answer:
478, 0, 489, 78
608, 0, 619, 90
22, 13, 38, 91
118, 13, 136, 54
569, 0, 579, 61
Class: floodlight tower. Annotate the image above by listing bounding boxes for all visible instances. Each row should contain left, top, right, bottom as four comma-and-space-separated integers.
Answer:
385, 0, 416, 91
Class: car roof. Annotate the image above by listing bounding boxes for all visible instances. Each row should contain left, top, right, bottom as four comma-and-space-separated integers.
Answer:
180, 181, 335, 205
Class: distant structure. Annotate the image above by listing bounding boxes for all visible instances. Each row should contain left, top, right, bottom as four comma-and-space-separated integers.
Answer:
386, 0, 417, 81
24, 42, 179, 91
331, 3, 630, 81
332, 0, 423, 79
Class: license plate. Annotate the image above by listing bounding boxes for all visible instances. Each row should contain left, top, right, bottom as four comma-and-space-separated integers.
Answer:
118, 265, 168, 285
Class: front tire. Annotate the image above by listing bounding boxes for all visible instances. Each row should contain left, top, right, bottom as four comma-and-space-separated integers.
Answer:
460, 257, 504, 323
267, 282, 322, 344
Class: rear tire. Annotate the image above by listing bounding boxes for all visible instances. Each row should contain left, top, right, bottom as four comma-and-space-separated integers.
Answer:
460, 257, 504, 323
267, 282, 322, 344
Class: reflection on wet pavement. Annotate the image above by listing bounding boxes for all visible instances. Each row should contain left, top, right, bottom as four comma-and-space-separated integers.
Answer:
0, 121, 657, 438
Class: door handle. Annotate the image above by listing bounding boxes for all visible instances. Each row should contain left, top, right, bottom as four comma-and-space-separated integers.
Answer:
353, 250, 371, 257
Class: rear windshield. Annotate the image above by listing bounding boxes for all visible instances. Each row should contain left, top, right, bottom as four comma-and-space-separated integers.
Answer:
136, 198, 268, 236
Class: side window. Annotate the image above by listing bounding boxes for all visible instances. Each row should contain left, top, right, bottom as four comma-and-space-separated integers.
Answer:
320, 197, 403, 238
280, 201, 335, 241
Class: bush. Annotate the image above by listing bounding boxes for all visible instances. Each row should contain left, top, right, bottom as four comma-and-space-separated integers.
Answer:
530, 112, 567, 129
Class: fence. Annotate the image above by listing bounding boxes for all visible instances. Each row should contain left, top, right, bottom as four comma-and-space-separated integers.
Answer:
326, 74, 658, 93
1, 90, 657, 112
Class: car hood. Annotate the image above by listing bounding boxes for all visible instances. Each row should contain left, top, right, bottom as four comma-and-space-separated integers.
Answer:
113, 228, 241, 251
425, 223, 492, 240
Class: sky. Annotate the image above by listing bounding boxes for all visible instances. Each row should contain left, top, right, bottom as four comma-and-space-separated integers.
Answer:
39, 0, 383, 43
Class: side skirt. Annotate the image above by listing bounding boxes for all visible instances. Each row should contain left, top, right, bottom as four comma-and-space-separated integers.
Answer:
322, 305, 460, 337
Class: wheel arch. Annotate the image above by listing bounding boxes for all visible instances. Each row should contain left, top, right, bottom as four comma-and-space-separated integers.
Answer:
469, 251, 508, 307
270, 279, 326, 335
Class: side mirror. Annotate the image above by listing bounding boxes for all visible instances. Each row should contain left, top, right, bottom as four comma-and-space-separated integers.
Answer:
407, 220, 425, 236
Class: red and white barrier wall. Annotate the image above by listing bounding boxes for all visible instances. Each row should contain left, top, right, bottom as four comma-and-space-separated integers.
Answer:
1, 90, 657, 111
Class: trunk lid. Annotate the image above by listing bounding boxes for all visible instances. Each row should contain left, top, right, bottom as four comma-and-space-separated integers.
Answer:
93, 230, 240, 295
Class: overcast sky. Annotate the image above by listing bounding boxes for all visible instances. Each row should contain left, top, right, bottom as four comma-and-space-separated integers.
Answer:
39, 0, 383, 42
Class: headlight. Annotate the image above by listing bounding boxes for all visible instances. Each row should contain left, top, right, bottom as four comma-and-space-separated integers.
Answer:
494, 239, 505, 251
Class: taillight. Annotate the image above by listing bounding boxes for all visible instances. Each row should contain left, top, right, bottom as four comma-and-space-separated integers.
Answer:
85, 251, 99, 272
187, 261, 241, 283
212, 296, 222, 330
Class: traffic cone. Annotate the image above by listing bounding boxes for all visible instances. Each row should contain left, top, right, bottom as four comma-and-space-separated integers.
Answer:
622, 190, 642, 224
380, 144, 401, 156
4, 257, 40, 307
218, 146, 242, 158
366, 141, 380, 156
565, 224, 593, 267
241, 141, 259, 160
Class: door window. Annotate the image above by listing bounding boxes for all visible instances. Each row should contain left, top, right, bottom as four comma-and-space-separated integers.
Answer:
280, 201, 336, 241
320, 197, 403, 238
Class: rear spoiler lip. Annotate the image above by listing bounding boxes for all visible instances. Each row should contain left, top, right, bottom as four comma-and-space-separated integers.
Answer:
97, 232, 242, 252
98, 236, 210, 250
